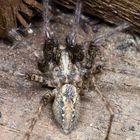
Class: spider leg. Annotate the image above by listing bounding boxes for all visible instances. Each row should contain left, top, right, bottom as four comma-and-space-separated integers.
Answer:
24, 90, 56, 140
39, 0, 59, 73
26, 73, 56, 88
24, 103, 43, 140
92, 77, 114, 140
43, 0, 53, 40
65, 1, 84, 64
66, 0, 82, 47
41, 89, 57, 105
92, 64, 103, 75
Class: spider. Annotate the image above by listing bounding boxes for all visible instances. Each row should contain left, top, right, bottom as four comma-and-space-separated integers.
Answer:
24, 0, 114, 140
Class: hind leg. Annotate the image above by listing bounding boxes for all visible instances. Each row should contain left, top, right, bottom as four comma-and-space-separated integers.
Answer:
92, 77, 114, 140
24, 89, 56, 140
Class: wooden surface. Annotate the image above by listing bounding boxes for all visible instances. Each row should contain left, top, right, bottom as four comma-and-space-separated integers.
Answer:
0, 0, 19, 37
0, 0, 140, 38
54, 0, 140, 28
0, 12, 140, 140
0, 0, 42, 38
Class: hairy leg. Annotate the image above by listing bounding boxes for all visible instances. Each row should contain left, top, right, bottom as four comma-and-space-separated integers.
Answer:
92, 77, 114, 140
43, 0, 53, 40
66, 0, 82, 47
24, 103, 44, 140
38, 0, 59, 73
26, 73, 56, 88
65, 1, 84, 64
24, 89, 56, 140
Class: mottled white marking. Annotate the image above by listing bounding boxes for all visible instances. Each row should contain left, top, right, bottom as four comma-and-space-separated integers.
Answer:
62, 107, 65, 111
72, 114, 75, 117
28, 28, 33, 34
60, 45, 66, 50
61, 51, 71, 76
63, 129, 69, 134
62, 96, 66, 102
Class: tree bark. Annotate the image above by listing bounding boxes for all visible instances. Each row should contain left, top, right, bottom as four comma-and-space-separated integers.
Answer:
54, 0, 140, 32
0, 0, 20, 38
0, 0, 140, 38
0, 0, 42, 38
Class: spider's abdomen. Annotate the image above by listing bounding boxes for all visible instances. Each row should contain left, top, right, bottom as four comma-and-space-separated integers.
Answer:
52, 84, 80, 134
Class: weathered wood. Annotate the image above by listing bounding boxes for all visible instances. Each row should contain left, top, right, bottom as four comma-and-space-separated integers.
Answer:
0, 0, 20, 38
23, 0, 43, 11
18, 2, 34, 17
0, 13, 140, 140
0, 0, 140, 38
0, 0, 42, 38
54, 0, 140, 32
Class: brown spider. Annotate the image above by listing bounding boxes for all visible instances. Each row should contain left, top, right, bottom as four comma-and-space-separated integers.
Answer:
24, 0, 114, 140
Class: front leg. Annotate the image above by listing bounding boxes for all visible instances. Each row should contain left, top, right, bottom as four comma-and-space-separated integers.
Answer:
38, 37, 58, 73
38, 0, 59, 73
66, 0, 82, 47
65, 0, 84, 64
